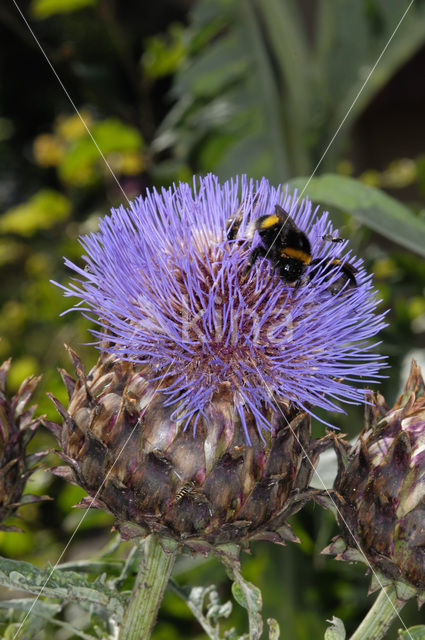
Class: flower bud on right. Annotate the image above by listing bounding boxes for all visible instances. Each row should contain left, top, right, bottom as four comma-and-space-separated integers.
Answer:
323, 361, 425, 604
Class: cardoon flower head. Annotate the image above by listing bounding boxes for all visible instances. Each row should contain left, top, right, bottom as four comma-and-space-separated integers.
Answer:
47, 174, 386, 547
57, 174, 385, 437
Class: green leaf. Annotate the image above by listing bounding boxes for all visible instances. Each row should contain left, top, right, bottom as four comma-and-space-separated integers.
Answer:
55, 560, 123, 577
0, 600, 61, 640
254, 0, 309, 173
160, 1, 425, 177
329, 3, 425, 155
231, 580, 261, 615
267, 617, 280, 640
325, 616, 346, 639
0, 599, 99, 640
288, 174, 425, 257
0, 556, 126, 622
0, 239, 25, 266
169, 581, 227, 640
0, 190, 70, 237
398, 626, 425, 640
174, 33, 247, 99
142, 24, 188, 79
221, 554, 263, 640
91, 119, 144, 154
58, 119, 143, 186
31, 0, 97, 19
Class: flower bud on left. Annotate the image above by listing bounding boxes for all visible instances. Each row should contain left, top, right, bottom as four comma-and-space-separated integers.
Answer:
0, 359, 48, 531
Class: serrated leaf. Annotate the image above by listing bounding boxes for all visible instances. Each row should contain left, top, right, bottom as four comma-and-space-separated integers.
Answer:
169, 580, 222, 640
56, 560, 123, 576
0, 599, 60, 640
188, 585, 212, 610
399, 625, 425, 639
0, 599, 100, 640
0, 598, 60, 616
289, 174, 425, 257
0, 556, 125, 622
325, 616, 346, 640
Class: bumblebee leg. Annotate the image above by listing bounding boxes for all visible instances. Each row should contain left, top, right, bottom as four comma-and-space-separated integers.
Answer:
243, 245, 267, 275
293, 277, 303, 291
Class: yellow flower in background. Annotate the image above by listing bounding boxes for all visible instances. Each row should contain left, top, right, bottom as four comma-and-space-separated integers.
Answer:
55, 111, 93, 141
33, 134, 64, 167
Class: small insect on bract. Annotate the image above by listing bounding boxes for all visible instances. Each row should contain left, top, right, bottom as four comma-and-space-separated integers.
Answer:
322, 233, 344, 243
175, 482, 212, 515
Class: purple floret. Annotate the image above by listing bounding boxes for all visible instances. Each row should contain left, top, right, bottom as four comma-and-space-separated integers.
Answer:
55, 174, 387, 437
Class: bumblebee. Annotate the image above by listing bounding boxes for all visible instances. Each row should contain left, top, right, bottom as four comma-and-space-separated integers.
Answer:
309, 257, 358, 294
226, 194, 261, 242
226, 213, 243, 241
245, 204, 312, 284
244, 204, 357, 293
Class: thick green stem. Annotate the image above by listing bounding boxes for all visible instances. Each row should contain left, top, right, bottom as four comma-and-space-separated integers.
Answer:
119, 535, 177, 640
349, 585, 407, 640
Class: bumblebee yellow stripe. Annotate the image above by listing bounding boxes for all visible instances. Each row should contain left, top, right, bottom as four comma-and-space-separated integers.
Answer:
259, 214, 280, 229
281, 247, 311, 264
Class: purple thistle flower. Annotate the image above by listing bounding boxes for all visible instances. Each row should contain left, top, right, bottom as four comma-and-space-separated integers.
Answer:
55, 174, 387, 440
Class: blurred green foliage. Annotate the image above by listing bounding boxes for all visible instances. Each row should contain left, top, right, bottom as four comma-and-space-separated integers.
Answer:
0, 189, 70, 236
153, 0, 425, 181
34, 113, 145, 186
31, 0, 98, 19
1, 0, 425, 638
142, 23, 188, 80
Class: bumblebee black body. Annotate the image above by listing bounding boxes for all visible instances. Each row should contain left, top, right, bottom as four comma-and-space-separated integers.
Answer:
246, 204, 312, 284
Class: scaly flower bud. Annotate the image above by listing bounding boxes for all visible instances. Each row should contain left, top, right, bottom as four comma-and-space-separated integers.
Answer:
0, 359, 47, 531
323, 361, 425, 604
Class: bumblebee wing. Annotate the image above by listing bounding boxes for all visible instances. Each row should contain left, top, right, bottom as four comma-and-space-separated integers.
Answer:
274, 204, 301, 235
273, 204, 311, 258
